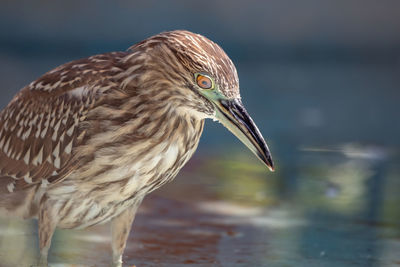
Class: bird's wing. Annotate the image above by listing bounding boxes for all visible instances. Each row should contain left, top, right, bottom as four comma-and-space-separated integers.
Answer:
0, 52, 128, 191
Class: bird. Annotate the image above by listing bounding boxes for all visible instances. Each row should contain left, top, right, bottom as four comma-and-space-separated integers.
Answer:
0, 30, 274, 266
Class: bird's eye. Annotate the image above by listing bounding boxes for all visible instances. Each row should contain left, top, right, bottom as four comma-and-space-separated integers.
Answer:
195, 74, 213, 89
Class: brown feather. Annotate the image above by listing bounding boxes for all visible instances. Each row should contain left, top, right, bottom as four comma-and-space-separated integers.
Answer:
0, 30, 242, 266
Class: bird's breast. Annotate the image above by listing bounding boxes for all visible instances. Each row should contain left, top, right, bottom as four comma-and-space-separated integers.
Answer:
46, 117, 204, 228
53, 115, 204, 202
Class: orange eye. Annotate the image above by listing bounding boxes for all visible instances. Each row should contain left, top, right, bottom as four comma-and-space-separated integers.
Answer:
196, 74, 213, 89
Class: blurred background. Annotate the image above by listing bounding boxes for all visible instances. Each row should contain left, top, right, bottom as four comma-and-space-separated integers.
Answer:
0, 1, 399, 266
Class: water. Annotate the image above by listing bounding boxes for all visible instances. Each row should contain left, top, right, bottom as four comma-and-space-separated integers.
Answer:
0, 48, 399, 266
0, 148, 399, 266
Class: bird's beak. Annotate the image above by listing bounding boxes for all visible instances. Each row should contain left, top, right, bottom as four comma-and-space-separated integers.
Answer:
214, 98, 274, 171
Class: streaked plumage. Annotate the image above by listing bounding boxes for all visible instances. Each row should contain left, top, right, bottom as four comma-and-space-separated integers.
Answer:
0, 30, 273, 266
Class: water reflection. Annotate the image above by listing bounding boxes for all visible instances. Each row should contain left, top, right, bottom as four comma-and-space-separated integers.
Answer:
0, 146, 399, 266
194, 145, 400, 266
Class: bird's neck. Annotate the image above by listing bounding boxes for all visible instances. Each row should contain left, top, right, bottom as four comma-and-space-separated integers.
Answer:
74, 98, 205, 198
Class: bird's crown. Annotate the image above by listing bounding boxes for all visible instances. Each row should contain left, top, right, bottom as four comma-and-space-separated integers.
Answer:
130, 30, 240, 99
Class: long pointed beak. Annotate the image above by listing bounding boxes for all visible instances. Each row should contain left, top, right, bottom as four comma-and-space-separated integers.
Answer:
215, 98, 274, 171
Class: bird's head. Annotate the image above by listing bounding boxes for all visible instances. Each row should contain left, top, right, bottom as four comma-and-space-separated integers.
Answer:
130, 30, 274, 171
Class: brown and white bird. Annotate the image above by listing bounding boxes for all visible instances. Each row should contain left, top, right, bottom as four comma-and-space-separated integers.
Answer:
0, 30, 273, 266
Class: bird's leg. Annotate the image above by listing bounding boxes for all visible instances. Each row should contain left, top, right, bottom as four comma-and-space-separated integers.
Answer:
37, 199, 57, 267
111, 204, 140, 267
